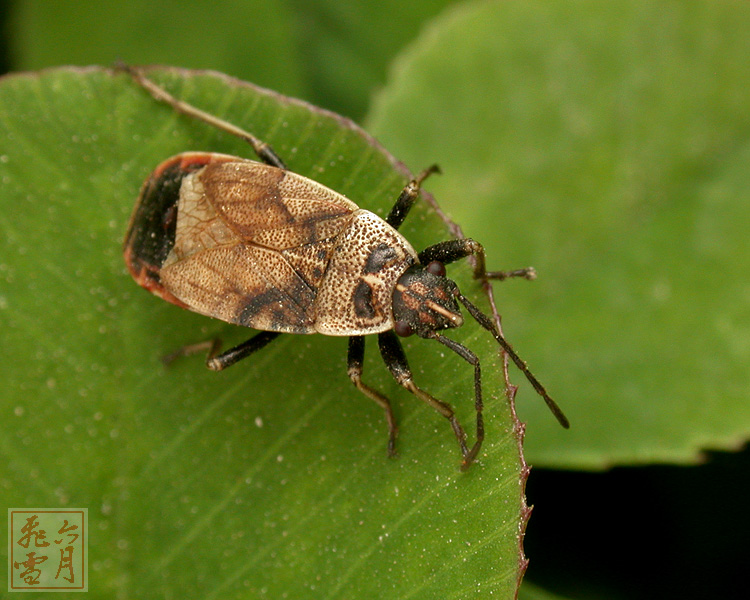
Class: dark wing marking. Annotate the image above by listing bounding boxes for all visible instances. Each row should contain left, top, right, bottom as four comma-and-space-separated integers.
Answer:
124, 153, 216, 308
160, 243, 317, 333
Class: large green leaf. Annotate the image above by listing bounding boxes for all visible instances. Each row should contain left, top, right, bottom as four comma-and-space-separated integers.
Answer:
7, 0, 460, 121
284, 0, 458, 117
7, 0, 306, 97
1, 67, 532, 598
367, 0, 750, 469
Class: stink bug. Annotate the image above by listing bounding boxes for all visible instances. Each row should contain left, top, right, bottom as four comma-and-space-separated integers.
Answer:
121, 65, 569, 469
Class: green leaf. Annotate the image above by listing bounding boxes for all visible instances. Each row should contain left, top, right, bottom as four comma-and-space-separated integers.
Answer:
367, 0, 750, 469
7, 0, 460, 121
8, 0, 306, 98
284, 0, 459, 118
1, 67, 527, 598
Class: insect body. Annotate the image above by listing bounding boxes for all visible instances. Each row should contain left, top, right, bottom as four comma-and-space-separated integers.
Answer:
121, 66, 568, 469
126, 152, 420, 336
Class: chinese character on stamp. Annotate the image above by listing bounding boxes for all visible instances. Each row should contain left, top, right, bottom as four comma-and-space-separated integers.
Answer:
8, 509, 88, 592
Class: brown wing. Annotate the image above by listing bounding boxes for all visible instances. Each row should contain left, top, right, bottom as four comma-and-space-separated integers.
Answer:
159, 155, 358, 333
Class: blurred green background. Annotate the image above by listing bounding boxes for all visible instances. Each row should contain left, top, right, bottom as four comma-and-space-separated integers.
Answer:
2, 1, 749, 598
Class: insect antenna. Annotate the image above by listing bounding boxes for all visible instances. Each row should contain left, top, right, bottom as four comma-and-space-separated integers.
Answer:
454, 291, 570, 429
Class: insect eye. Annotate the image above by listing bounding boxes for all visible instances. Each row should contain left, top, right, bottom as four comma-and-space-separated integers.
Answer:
394, 321, 414, 337
426, 261, 446, 277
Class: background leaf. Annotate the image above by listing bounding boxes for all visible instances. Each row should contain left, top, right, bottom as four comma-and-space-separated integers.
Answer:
7, 0, 460, 120
283, 0, 457, 117
367, 0, 750, 469
7, 0, 307, 98
0, 67, 526, 598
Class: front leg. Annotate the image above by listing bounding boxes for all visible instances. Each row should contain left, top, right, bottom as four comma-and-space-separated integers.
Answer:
385, 165, 441, 230
417, 239, 536, 281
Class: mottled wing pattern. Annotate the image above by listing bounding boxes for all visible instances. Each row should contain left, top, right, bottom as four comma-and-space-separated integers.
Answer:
159, 155, 357, 333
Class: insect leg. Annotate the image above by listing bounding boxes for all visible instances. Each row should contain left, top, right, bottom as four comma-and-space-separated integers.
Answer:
385, 164, 441, 230
418, 239, 536, 281
204, 331, 282, 371
347, 336, 398, 457
162, 339, 223, 366
377, 330, 477, 466
429, 333, 485, 470
116, 63, 287, 169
